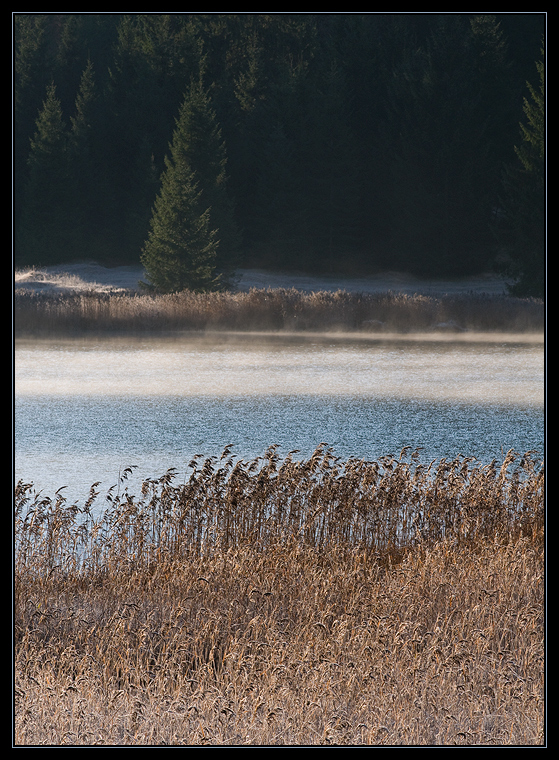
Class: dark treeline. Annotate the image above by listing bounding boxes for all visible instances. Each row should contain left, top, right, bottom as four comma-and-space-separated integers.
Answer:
14, 13, 545, 296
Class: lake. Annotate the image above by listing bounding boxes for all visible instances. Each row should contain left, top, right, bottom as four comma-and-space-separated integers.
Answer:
14, 332, 544, 505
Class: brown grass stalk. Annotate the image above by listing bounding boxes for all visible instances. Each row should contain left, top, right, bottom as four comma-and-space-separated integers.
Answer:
14, 288, 544, 337
14, 448, 544, 746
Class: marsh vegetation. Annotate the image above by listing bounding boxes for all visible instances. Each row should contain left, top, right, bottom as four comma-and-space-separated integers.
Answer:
14, 446, 544, 745
13, 287, 544, 337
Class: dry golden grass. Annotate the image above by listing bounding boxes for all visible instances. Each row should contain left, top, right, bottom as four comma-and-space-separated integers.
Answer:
14, 447, 545, 746
13, 287, 544, 336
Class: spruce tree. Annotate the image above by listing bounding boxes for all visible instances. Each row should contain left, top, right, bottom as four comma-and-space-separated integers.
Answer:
170, 82, 240, 282
14, 14, 50, 232
102, 14, 205, 263
380, 15, 515, 276
140, 91, 220, 293
249, 120, 305, 269
498, 45, 545, 298
298, 57, 363, 272
16, 82, 73, 265
68, 59, 104, 261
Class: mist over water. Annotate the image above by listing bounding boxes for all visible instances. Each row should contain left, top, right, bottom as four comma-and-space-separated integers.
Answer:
14, 334, 544, 504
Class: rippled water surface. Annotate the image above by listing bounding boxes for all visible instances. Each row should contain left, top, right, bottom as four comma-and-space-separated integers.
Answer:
14, 334, 544, 503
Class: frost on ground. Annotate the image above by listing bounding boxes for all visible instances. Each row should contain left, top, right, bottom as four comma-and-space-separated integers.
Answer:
14, 260, 510, 297
14, 262, 145, 294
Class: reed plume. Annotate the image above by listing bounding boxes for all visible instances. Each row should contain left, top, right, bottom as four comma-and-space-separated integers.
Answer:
14, 288, 544, 336
14, 448, 544, 745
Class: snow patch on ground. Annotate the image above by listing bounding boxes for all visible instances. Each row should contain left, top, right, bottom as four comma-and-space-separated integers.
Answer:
14, 261, 510, 297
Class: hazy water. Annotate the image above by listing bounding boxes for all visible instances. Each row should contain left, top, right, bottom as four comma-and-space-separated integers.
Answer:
14, 333, 544, 504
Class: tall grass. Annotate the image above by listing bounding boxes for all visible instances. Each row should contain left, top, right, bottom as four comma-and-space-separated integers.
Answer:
14, 447, 544, 746
14, 288, 544, 336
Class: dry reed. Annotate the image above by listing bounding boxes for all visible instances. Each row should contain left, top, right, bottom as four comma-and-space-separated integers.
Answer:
14, 447, 544, 746
13, 288, 544, 336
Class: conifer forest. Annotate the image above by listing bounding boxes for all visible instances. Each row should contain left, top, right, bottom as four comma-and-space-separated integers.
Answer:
13, 13, 546, 297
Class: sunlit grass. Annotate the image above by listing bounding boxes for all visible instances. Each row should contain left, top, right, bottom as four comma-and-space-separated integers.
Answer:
14, 287, 544, 336
14, 447, 544, 746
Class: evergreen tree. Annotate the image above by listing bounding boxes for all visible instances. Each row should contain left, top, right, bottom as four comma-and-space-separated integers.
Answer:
172, 82, 240, 282
67, 59, 104, 261
334, 15, 395, 271
380, 15, 514, 276
497, 45, 545, 298
297, 55, 363, 272
14, 14, 51, 233
140, 91, 220, 293
249, 118, 312, 269
102, 14, 204, 262
16, 82, 73, 265
13, 14, 546, 279
515, 47, 545, 175
240, 65, 309, 269
208, 14, 321, 269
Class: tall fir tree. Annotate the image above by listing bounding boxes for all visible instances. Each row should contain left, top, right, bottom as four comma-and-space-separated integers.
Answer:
16, 82, 73, 265
67, 59, 104, 261
380, 15, 515, 276
101, 14, 204, 262
13, 14, 546, 279
497, 44, 545, 298
140, 88, 221, 293
248, 120, 305, 269
297, 55, 363, 272
14, 14, 51, 236
172, 82, 240, 282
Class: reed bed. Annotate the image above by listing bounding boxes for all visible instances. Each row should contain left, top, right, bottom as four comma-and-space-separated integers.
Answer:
13, 287, 544, 336
14, 447, 544, 746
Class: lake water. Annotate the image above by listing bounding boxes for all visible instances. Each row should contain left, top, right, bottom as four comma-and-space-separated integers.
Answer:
14, 333, 544, 505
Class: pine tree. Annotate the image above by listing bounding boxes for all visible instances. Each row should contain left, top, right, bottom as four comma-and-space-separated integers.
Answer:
67, 59, 104, 261
16, 82, 73, 265
101, 14, 204, 262
249, 120, 305, 269
297, 56, 363, 272
169, 82, 240, 282
380, 15, 515, 276
498, 44, 545, 298
140, 90, 220, 293
14, 14, 51, 236
516, 48, 545, 175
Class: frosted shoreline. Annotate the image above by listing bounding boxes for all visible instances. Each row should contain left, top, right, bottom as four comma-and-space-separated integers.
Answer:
14, 260, 512, 297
